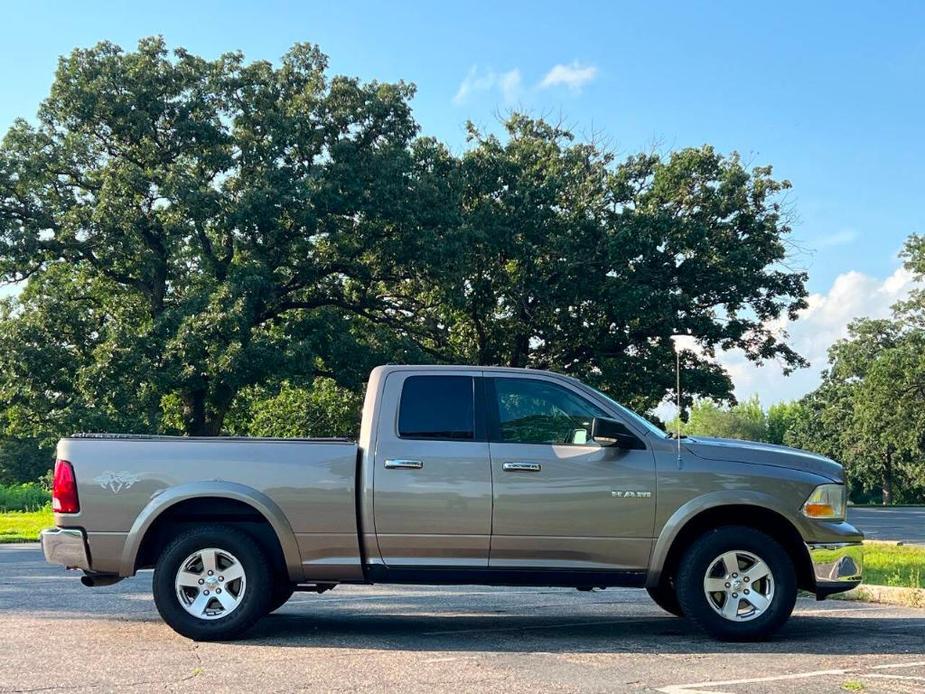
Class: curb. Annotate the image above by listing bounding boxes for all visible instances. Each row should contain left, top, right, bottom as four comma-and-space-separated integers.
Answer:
832, 583, 925, 608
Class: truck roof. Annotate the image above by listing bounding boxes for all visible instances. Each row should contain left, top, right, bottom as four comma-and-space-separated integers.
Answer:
374, 364, 580, 379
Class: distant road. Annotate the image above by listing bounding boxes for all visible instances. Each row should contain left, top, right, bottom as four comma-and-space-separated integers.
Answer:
849, 506, 925, 544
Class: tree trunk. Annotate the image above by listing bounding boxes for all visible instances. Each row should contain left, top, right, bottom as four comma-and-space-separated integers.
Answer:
882, 449, 894, 505
181, 389, 209, 436
508, 332, 530, 368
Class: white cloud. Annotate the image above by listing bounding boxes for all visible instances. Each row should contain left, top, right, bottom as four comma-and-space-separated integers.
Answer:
814, 228, 859, 249
453, 66, 522, 105
716, 263, 918, 406
539, 61, 598, 92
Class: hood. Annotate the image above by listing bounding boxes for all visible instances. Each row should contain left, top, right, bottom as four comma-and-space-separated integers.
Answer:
683, 436, 844, 482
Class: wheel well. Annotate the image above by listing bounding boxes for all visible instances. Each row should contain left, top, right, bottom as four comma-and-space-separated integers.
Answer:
134, 497, 286, 578
659, 505, 815, 592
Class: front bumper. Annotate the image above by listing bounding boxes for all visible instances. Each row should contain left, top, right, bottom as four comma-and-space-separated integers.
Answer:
807, 541, 863, 598
40, 527, 91, 571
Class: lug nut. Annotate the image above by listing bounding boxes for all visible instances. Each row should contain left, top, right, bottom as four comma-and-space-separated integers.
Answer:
216, 588, 222, 594
732, 592, 738, 598
219, 576, 224, 582
208, 570, 214, 576
198, 579, 204, 585
744, 576, 750, 582
732, 573, 738, 578
744, 589, 750, 595
203, 590, 210, 595
725, 582, 730, 588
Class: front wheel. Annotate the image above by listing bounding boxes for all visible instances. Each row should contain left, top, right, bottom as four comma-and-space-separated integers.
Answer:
646, 581, 683, 617
152, 524, 272, 641
676, 526, 797, 641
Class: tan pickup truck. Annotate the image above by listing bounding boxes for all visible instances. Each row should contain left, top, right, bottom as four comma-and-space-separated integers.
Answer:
42, 365, 863, 641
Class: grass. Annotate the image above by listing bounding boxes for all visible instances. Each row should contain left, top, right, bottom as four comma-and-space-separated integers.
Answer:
863, 541, 925, 589
0, 507, 53, 542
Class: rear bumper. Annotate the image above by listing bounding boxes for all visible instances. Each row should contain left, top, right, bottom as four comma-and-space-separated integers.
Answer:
807, 541, 863, 598
40, 527, 91, 571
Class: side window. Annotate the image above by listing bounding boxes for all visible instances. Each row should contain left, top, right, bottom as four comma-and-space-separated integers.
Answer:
491, 378, 607, 445
398, 376, 475, 440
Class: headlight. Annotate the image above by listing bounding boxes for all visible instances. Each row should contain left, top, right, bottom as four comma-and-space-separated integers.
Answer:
801, 484, 846, 520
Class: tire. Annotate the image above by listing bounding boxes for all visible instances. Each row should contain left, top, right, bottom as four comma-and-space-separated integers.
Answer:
268, 578, 295, 614
647, 581, 684, 617
675, 525, 797, 641
152, 524, 272, 641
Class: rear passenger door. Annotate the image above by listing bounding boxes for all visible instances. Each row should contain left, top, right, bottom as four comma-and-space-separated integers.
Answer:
372, 371, 492, 567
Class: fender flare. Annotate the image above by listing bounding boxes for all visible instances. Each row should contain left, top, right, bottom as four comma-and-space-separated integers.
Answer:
646, 490, 800, 588
120, 481, 303, 582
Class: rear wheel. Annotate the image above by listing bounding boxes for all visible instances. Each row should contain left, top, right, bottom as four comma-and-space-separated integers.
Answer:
647, 580, 683, 617
153, 524, 272, 641
676, 526, 797, 641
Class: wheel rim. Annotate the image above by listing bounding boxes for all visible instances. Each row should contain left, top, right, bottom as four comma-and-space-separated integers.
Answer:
174, 547, 247, 621
703, 549, 774, 622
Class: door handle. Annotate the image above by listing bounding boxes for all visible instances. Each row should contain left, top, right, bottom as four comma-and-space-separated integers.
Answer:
384, 459, 424, 470
502, 462, 542, 472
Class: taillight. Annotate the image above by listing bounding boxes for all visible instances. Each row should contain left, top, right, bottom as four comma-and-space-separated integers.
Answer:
52, 459, 80, 514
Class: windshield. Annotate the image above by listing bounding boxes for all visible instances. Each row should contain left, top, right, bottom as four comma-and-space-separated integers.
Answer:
587, 386, 669, 438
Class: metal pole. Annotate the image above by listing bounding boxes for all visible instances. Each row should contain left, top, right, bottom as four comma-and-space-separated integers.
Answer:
676, 348, 681, 465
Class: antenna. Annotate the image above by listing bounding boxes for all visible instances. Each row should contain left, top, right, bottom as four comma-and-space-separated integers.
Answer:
670, 335, 694, 468
676, 346, 681, 464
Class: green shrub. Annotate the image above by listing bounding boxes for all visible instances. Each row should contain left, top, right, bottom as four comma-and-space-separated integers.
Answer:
0, 483, 51, 512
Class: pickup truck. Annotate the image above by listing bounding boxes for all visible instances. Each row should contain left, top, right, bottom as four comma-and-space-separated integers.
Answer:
41, 364, 863, 642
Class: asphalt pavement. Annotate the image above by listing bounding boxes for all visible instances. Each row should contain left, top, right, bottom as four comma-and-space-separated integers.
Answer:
2, 544, 924, 693
849, 506, 925, 544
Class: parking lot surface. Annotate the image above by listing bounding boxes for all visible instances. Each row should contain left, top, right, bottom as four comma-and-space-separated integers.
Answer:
1, 543, 924, 693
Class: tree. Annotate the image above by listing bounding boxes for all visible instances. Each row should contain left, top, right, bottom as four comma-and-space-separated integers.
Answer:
0, 38, 811, 450
0, 38, 452, 438
670, 395, 770, 442
767, 400, 806, 445
786, 236, 925, 503
0, 436, 50, 485
224, 378, 363, 439
436, 118, 808, 413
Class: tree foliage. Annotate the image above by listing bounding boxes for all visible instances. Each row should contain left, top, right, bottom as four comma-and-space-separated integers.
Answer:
670, 395, 770, 442
224, 378, 363, 439
0, 39, 810, 472
785, 236, 925, 503
437, 118, 807, 413
0, 38, 447, 437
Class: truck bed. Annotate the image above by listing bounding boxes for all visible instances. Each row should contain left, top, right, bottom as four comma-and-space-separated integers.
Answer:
56, 435, 363, 582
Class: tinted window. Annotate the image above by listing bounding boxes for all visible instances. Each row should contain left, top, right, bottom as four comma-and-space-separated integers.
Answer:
492, 378, 606, 445
398, 376, 475, 440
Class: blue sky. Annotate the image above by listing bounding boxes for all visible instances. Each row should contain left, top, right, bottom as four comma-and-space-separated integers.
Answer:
1, 1, 923, 405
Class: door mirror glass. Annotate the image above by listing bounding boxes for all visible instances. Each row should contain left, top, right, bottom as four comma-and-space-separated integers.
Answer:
591, 417, 644, 449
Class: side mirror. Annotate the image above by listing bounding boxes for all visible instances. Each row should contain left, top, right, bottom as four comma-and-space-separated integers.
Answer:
591, 417, 644, 450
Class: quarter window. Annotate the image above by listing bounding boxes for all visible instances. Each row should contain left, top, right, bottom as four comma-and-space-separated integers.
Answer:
491, 378, 607, 445
398, 376, 475, 440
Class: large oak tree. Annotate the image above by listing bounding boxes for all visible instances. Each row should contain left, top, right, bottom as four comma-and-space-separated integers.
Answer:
0, 39, 809, 447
